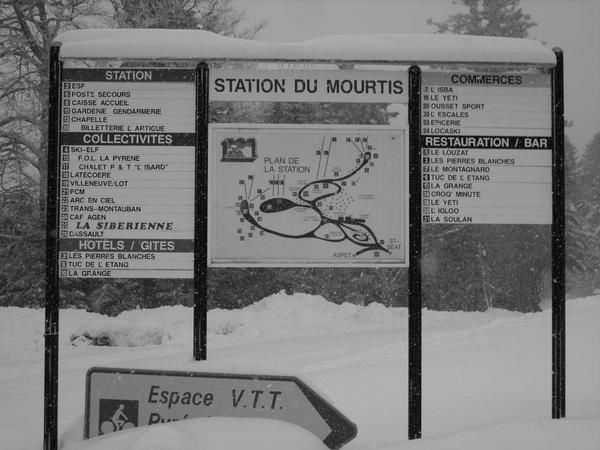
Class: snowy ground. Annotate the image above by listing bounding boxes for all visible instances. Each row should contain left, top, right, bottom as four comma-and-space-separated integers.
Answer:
0, 292, 598, 450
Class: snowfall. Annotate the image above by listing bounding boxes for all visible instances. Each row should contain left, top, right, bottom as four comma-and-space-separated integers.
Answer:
0, 291, 598, 450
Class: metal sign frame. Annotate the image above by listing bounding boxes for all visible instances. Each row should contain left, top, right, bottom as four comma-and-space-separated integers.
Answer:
44, 47, 209, 450
194, 63, 209, 361
44, 42, 61, 450
551, 48, 566, 420
406, 51, 566, 439
45, 42, 566, 450
407, 65, 422, 440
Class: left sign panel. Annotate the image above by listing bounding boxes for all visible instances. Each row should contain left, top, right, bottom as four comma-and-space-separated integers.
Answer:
58, 68, 196, 279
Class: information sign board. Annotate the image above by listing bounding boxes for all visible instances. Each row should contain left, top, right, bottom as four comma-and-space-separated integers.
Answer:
420, 71, 552, 224
210, 68, 408, 103
58, 68, 196, 278
85, 367, 357, 449
208, 124, 408, 266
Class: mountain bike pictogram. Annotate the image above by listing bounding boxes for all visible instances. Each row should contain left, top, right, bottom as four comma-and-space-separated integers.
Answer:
98, 399, 138, 435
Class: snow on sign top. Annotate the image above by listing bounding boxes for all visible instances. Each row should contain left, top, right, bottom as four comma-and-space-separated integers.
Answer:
55, 29, 556, 65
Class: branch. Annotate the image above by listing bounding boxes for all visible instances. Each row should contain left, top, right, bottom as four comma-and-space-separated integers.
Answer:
0, 131, 42, 162
10, 0, 45, 63
0, 233, 24, 240
0, 67, 40, 94
0, 114, 41, 128
0, 149, 41, 171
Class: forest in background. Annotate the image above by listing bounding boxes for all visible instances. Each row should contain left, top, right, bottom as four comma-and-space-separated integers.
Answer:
0, 0, 598, 314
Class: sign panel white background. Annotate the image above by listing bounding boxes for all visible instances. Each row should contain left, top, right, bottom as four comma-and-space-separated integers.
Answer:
420, 71, 552, 225
86, 370, 329, 440
209, 123, 408, 266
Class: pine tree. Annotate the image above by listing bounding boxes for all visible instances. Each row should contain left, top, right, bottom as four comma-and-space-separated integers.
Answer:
427, 0, 536, 37
574, 131, 600, 291
579, 132, 600, 230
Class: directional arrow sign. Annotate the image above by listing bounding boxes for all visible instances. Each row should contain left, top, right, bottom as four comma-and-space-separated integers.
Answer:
85, 367, 357, 449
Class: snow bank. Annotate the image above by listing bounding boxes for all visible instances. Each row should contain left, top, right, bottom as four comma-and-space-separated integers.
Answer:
62, 415, 599, 450
0, 291, 571, 357
61, 417, 326, 450
0, 294, 598, 450
59, 415, 600, 450
0, 307, 44, 359
209, 291, 402, 342
391, 417, 600, 450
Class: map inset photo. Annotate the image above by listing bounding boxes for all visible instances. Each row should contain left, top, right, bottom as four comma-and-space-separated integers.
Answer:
221, 137, 257, 162
209, 125, 407, 266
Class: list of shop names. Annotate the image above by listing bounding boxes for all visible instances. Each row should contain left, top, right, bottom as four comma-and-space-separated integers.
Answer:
421, 72, 553, 225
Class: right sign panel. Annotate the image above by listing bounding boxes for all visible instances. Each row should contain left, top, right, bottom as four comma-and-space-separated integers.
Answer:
421, 71, 552, 225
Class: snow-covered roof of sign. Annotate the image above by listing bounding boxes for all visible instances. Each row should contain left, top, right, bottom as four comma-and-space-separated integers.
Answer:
56, 29, 556, 65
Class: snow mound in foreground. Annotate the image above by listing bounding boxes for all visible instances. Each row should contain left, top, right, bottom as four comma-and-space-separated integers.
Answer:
61, 417, 327, 450
0, 290, 558, 353
392, 417, 600, 450
69, 291, 402, 347
59, 414, 600, 450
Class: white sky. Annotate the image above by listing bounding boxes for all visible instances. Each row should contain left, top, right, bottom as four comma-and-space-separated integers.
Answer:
232, 0, 600, 152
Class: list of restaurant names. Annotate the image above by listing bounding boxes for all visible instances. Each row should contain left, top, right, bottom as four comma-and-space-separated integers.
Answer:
421, 71, 553, 225
58, 68, 196, 278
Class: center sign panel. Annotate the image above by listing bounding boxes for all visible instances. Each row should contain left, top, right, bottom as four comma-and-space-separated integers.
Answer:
208, 68, 409, 266
209, 124, 407, 266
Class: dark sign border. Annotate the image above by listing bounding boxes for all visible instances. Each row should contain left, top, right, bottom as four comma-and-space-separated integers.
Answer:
44, 42, 62, 450
551, 48, 566, 419
407, 65, 422, 440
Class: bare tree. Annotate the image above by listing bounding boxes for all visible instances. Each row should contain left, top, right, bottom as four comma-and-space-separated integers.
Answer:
0, 0, 266, 306
0, 1, 107, 223
0, 0, 265, 228
109, 0, 266, 36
